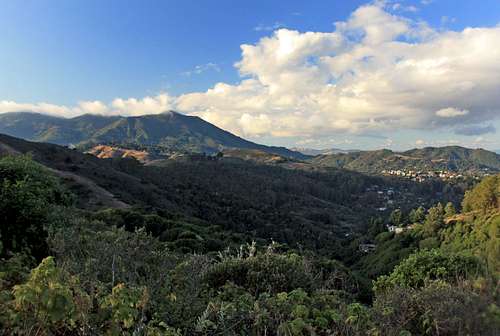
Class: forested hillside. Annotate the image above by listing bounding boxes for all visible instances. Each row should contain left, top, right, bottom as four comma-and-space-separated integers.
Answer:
0, 134, 470, 254
0, 111, 306, 159
311, 146, 500, 174
0, 135, 498, 335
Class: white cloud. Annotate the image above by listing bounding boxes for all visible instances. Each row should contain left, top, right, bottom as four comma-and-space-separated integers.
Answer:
238, 113, 272, 136
435, 107, 469, 118
174, 3, 500, 137
110, 94, 174, 116
254, 22, 286, 32
182, 62, 221, 76
391, 3, 418, 13
415, 139, 425, 146
77, 100, 108, 115
2, 2, 500, 141
0, 93, 174, 118
0, 100, 73, 116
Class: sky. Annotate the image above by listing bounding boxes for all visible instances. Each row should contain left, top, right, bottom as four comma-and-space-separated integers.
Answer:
1, 0, 500, 151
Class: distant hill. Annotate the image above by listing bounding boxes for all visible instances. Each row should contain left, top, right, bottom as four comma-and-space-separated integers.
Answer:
291, 147, 360, 156
310, 146, 500, 174
0, 111, 307, 159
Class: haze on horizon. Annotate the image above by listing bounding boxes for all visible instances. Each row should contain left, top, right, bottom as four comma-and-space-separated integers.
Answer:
0, 0, 499, 151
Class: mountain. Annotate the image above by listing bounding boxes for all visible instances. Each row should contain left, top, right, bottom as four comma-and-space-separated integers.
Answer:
0, 111, 307, 159
310, 146, 500, 174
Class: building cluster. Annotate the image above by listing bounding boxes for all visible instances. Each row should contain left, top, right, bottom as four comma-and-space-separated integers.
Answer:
381, 169, 466, 182
365, 185, 398, 212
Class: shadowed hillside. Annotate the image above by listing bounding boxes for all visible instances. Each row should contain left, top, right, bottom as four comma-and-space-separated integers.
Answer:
0, 111, 307, 159
0, 132, 468, 255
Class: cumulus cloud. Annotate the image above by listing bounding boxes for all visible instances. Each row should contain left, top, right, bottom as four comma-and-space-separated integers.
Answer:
415, 139, 425, 146
0, 94, 174, 118
110, 94, 175, 116
435, 107, 469, 118
2, 2, 500, 140
174, 3, 500, 137
0, 100, 73, 116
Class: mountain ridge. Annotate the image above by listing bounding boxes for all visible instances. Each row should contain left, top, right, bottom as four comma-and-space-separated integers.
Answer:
310, 146, 500, 174
0, 111, 307, 159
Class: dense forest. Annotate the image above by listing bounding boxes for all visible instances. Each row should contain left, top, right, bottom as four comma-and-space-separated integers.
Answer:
0, 144, 499, 334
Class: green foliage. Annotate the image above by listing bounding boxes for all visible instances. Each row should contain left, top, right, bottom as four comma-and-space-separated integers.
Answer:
373, 249, 483, 292
389, 209, 403, 227
195, 284, 364, 336
100, 283, 149, 333
204, 252, 315, 296
49, 224, 178, 305
0, 155, 72, 259
444, 202, 456, 217
0, 151, 499, 335
462, 174, 500, 212
0, 154, 71, 204
354, 231, 419, 280
372, 280, 500, 336
440, 212, 500, 275
423, 203, 444, 237
409, 206, 426, 223
5, 257, 91, 334
418, 237, 440, 250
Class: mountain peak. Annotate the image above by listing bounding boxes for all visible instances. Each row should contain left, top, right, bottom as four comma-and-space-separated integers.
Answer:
0, 111, 307, 159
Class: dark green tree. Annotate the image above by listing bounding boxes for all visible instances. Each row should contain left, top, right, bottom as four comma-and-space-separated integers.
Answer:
423, 203, 444, 237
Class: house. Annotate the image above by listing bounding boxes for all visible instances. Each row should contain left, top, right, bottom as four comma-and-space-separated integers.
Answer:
395, 227, 404, 234
388, 225, 414, 234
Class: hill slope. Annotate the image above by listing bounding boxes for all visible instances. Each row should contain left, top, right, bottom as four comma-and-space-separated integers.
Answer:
0, 111, 307, 159
311, 146, 500, 174
0, 132, 467, 255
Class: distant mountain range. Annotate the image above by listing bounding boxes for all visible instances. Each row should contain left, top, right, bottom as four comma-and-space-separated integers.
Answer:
0, 111, 307, 159
291, 147, 360, 156
311, 147, 500, 174
1, 111, 499, 174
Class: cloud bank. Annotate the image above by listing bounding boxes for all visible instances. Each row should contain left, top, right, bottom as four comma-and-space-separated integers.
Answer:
0, 94, 176, 118
1, 2, 499, 140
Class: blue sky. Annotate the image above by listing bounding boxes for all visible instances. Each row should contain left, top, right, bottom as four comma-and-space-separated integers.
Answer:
1, 0, 500, 150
